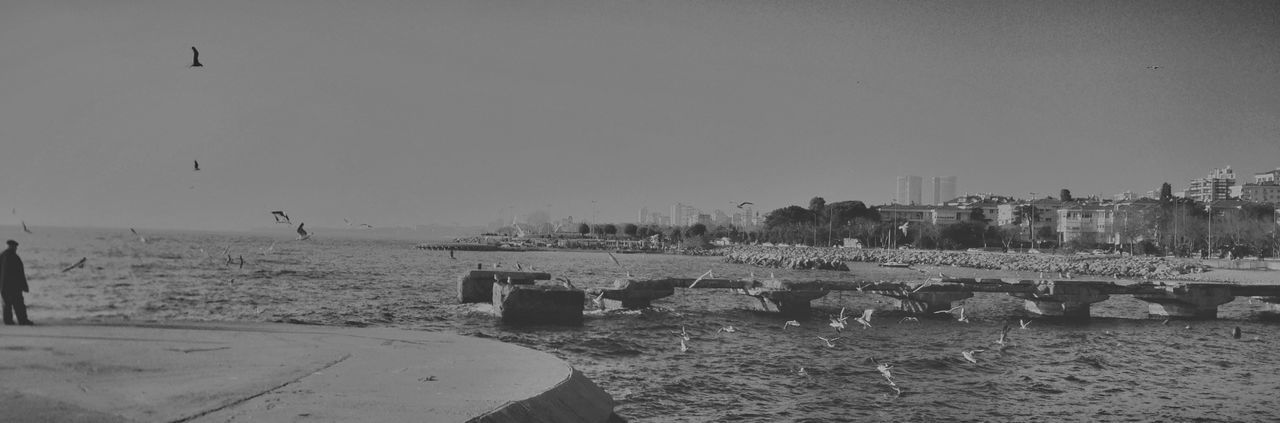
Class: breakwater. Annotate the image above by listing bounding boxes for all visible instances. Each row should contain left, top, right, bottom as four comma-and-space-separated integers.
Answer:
722, 245, 1209, 279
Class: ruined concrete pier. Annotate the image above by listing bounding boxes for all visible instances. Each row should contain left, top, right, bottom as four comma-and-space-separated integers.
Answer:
1135, 283, 1236, 319
457, 270, 552, 303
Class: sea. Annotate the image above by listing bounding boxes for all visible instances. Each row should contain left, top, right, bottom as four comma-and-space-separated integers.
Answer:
9, 226, 1280, 422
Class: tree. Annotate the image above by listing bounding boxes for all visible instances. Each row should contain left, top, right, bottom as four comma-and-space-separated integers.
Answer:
764, 206, 814, 229
666, 227, 683, 244
577, 223, 590, 236
604, 224, 618, 237
623, 223, 638, 238
636, 226, 651, 239
685, 223, 708, 238
809, 197, 827, 220
1060, 189, 1073, 202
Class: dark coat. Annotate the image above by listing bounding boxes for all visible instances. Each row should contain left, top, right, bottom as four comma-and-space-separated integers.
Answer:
0, 249, 27, 293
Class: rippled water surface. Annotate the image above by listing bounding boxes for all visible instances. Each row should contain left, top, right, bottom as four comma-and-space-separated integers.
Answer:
13, 227, 1280, 422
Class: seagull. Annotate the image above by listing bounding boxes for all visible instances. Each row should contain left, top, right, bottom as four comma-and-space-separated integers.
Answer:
797, 367, 808, 377
735, 201, 754, 209
679, 338, 689, 353
994, 324, 1011, 346
1019, 319, 1032, 329
911, 282, 932, 293
359, 223, 374, 229
130, 228, 146, 243
555, 277, 576, 290
591, 291, 605, 308
260, 241, 276, 255
61, 257, 87, 273
898, 317, 919, 323
934, 305, 964, 315
783, 320, 800, 329
854, 309, 874, 329
829, 315, 846, 332
21, 221, 32, 234
956, 307, 970, 323
962, 349, 985, 364
193, 160, 200, 171
515, 262, 523, 271
674, 326, 691, 341
271, 211, 291, 224
717, 326, 736, 333
1146, 65, 1160, 70
876, 362, 894, 382
296, 222, 311, 240
190, 46, 203, 67
818, 336, 841, 348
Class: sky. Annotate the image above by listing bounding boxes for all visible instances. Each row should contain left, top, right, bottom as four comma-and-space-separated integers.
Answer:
1, 0, 1278, 231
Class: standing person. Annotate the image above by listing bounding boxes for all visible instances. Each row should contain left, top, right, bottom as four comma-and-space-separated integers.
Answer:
1, 240, 32, 326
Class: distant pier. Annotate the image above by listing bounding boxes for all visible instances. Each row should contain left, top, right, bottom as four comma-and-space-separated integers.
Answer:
458, 270, 1280, 324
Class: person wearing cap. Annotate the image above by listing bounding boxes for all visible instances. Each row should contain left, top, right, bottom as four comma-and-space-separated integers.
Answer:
1, 240, 32, 325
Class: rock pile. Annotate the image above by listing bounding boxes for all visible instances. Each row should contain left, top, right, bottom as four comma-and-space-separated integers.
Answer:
722, 246, 1208, 279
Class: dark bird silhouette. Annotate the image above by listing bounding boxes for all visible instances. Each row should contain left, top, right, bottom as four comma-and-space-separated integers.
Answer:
736, 201, 754, 209
61, 257, 87, 273
190, 46, 203, 67
193, 160, 200, 171
271, 211, 291, 224
1146, 65, 1160, 70
21, 221, 32, 234
296, 222, 311, 240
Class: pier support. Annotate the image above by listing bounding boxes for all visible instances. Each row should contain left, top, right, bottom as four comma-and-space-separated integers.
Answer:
1134, 284, 1235, 319
599, 279, 676, 309
893, 291, 975, 314
492, 282, 584, 325
746, 289, 829, 316
1009, 281, 1110, 318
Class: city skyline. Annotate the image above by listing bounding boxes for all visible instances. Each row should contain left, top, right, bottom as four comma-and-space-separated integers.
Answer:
2, 0, 1279, 231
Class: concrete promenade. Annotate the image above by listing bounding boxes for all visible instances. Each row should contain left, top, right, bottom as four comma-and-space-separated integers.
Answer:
0, 321, 617, 423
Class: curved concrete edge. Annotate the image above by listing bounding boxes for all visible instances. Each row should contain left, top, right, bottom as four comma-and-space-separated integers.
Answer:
468, 369, 619, 423
0, 320, 621, 423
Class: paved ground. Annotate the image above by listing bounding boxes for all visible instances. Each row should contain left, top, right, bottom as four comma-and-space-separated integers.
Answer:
0, 321, 615, 423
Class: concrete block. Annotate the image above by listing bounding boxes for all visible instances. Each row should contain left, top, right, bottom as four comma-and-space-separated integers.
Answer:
493, 283, 585, 326
458, 271, 552, 303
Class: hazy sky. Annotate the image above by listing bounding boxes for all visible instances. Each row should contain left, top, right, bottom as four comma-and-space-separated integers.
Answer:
2, 0, 1278, 231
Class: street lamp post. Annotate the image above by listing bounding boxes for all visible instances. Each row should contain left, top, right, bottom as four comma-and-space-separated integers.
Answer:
1206, 204, 1213, 257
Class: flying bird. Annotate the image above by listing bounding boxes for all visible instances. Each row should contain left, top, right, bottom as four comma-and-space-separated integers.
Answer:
62, 257, 87, 273
962, 349, 984, 364
555, 277, 576, 290
193, 160, 200, 171
271, 211, 291, 224
679, 338, 689, 353
898, 317, 919, 324
591, 291, 605, 308
190, 46, 203, 67
674, 326, 691, 341
994, 324, 1012, 346
130, 228, 146, 243
735, 201, 754, 209
21, 221, 32, 234
717, 326, 736, 333
854, 308, 874, 329
1019, 319, 1032, 329
783, 320, 801, 329
1146, 65, 1160, 70
818, 336, 841, 348
296, 222, 311, 240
